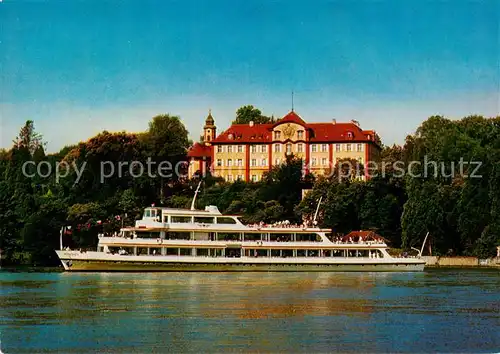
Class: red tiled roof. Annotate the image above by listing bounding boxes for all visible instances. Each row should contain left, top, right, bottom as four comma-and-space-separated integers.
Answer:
212, 123, 273, 144
187, 142, 212, 158
307, 122, 369, 142
342, 231, 389, 242
193, 111, 379, 145
273, 111, 307, 127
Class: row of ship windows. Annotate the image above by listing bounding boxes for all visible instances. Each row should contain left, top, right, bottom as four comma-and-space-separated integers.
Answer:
107, 247, 384, 258
216, 157, 364, 168
216, 143, 365, 154
131, 232, 322, 242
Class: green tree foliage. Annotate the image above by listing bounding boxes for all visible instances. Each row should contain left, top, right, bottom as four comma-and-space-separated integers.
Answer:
401, 115, 500, 257
232, 105, 275, 124
12, 120, 46, 155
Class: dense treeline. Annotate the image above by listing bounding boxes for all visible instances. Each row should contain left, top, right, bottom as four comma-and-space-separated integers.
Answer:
0, 111, 499, 266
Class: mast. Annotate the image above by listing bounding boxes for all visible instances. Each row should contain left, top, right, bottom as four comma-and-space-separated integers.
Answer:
60, 226, 64, 250
313, 196, 323, 226
190, 180, 202, 211
419, 232, 430, 257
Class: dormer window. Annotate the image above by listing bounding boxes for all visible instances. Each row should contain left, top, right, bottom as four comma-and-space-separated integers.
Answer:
347, 132, 353, 138
228, 133, 233, 140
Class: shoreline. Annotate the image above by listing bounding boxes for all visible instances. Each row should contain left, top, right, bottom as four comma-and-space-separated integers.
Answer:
1, 265, 499, 272
424, 265, 500, 270
422, 255, 500, 268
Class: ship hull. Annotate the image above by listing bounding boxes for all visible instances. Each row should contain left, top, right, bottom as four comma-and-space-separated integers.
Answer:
56, 251, 425, 272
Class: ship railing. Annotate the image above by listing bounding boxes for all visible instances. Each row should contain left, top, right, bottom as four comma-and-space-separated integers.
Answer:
248, 223, 316, 230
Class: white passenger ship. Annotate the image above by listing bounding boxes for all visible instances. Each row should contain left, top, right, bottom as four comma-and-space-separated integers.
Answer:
55, 204, 426, 272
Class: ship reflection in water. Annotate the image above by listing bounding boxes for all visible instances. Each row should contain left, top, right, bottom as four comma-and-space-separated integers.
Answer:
1, 270, 499, 353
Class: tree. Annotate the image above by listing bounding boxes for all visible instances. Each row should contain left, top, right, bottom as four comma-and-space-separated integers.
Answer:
139, 114, 191, 203
232, 105, 275, 124
260, 155, 308, 222
13, 120, 46, 155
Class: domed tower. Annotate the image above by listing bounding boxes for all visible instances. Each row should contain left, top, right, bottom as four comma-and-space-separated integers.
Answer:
203, 109, 216, 144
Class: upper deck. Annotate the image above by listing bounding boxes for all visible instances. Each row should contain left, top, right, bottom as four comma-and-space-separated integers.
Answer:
134, 205, 333, 233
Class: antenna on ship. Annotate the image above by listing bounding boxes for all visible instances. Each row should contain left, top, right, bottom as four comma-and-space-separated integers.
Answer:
190, 180, 202, 211
312, 196, 323, 227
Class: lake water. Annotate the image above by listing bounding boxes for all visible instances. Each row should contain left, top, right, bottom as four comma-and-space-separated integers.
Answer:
1, 269, 499, 353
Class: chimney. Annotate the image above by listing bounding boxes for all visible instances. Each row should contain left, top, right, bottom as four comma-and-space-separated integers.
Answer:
249, 121, 254, 127
332, 119, 336, 124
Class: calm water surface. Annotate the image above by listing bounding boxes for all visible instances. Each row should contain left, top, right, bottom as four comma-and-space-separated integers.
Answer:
1, 269, 499, 353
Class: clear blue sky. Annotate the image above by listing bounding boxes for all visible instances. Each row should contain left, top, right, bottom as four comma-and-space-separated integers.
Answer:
1, 0, 498, 152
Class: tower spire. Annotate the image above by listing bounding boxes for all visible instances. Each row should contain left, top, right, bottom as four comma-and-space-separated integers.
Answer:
291, 90, 294, 112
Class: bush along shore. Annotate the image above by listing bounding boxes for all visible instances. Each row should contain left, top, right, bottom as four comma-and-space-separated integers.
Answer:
0, 109, 499, 267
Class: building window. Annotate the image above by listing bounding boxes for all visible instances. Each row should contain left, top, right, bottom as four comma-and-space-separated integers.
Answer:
298, 143, 303, 153
357, 143, 363, 152
336, 144, 341, 152
311, 144, 317, 152
251, 145, 257, 153
237, 159, 243, 166
311, 158, 317, 166
321, 144, 328, 152
275, 144, 281, 152
274, 131, 281, 140
227, 145, 233, 153
227, 175, 233, 182
251, 159, 257, 167
347, 132, 353, 138
261, 158, 267, 166
237, 175, 243, 181
217, 146, 223, 153
358, 157, 363, 164
251, 175, 257, 182
322, 158, 327, 166
217, 159, 222, 167
261, 145, 267, 153
238, 145, 243, 153
275, 158, 280, 165
227, 159, 233, 166
347, 144, 351, 152
286, 143, 292, 154
297, 130, 304, 139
